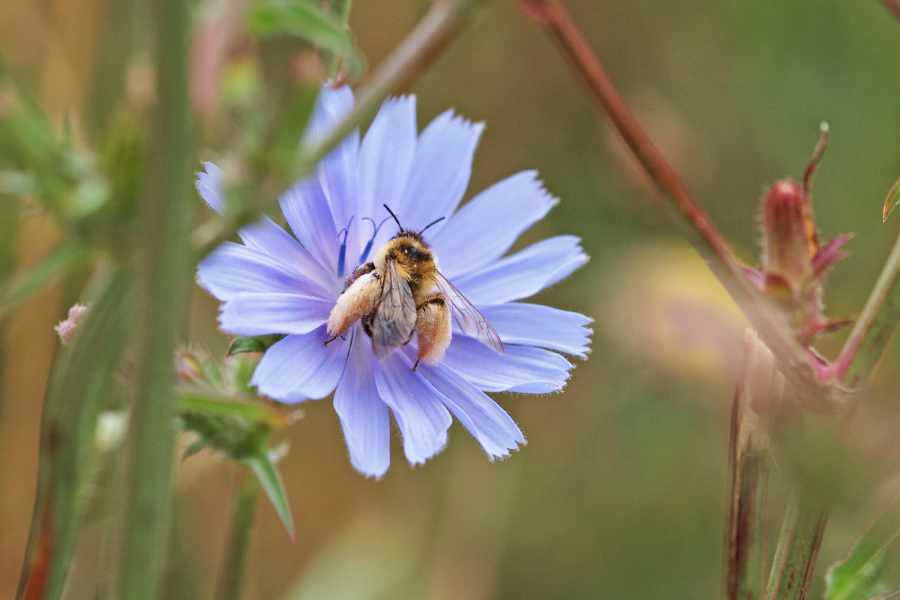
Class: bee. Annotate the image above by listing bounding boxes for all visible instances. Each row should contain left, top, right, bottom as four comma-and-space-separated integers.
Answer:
327, 205, 503, 368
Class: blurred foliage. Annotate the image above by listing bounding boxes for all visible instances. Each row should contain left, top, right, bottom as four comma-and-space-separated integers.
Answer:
0, 0, 899, 599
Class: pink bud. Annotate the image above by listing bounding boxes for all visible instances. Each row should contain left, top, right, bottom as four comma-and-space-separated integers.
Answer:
760, 180, 816, 292
54, 303, 89, 345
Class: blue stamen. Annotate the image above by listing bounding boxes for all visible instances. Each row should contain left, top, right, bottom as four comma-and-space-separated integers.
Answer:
359, 216, 391, 264
336, 216, 354, 277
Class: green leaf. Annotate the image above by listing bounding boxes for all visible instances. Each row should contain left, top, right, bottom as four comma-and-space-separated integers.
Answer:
249, 0, 364, 75
826, 544, 888, 600
244, 451, 295, 539
0, 242, 90, 320
16, 271, 132, 599
227, 334, 283, 356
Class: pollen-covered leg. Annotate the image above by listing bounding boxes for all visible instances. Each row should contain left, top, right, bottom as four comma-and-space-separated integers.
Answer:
327, 271, 381, 341
414, 294, 452, 368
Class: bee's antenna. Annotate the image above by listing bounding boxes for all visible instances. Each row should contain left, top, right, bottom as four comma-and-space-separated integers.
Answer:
383, 204, 404, 231
419, 216, 446, 236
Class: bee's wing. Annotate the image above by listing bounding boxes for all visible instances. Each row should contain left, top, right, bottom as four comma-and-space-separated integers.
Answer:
371, 258, 417, 357
434, 270, 504, 353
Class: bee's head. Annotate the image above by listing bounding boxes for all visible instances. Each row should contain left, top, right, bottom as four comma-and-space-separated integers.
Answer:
386, 234, 434, 271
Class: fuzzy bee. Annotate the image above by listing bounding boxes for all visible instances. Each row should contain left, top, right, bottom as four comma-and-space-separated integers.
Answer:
326, 205, 504, 368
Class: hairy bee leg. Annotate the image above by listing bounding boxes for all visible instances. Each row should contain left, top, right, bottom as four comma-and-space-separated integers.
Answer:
327, 271, 382, 343
415, 294, 452, 367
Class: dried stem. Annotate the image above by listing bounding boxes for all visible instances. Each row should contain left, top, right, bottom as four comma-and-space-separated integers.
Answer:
766, 500, 828, 600
726, 330, 779, 600
192, 0, 479, 257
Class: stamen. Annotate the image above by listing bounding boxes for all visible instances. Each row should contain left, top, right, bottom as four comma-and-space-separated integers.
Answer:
358, 216, 391, 264
336, 216, 354, 277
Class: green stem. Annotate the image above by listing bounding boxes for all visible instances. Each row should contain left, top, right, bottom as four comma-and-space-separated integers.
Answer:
192, 0, 478, 257
831, 229, 900, 385
327, 0, 354, 77
766, 501, 828, 600
118, 0, 193, 596
216, 477, 260, 600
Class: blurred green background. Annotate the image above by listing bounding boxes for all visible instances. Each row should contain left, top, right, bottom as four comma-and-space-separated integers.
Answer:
1, 1, 899, 598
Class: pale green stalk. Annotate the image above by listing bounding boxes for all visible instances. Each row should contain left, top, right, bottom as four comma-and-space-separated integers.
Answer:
117, 0, 193, 596
216, 477, 261, 600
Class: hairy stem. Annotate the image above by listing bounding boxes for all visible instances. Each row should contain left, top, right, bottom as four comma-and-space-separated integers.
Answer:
193, 0, 478, 257
216, 477, 260, 600
118, 0, 194, 596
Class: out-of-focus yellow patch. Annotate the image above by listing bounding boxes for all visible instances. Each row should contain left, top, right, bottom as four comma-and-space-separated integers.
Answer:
604, 240, 748, 382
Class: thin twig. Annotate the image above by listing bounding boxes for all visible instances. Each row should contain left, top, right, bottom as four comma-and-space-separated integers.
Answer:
192, 0, 478, 257
521, 0, 828, 406
829, 229, 900, 385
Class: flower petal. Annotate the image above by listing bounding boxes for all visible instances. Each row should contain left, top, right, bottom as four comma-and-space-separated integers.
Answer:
280, 178, 340, 275
454, 236, 588, 305
196, 161, 224, 213
198, 242, 328, 301
431, 171, 557, 278
417, 360, 524, 460
218, 292, 332, 336
196, 162, 336, 291
479, 303, 592, 358
333, 332, 391, 478
306, 86, 361, 257
358, 96, 417, 221
251, 326, 348, 402
398, 110, 484, 233
442, 336, 572, 394
374, 351, 452, 466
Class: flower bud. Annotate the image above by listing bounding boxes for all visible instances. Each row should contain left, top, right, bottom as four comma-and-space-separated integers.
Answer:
760, 180, 816, 293
54, 303, 89, 345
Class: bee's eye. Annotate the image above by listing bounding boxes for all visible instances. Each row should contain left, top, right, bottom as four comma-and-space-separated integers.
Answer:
402, 246, 412, 255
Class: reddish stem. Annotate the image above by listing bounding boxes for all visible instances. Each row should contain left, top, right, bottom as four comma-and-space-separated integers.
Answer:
520, 0, 738, 271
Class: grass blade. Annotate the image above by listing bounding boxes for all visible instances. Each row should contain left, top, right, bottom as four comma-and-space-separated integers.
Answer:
16, 271, 132, 600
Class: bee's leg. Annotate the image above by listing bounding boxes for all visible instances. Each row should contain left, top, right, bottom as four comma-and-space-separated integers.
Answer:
327, 270, 382, 344
414, 294, 452, 368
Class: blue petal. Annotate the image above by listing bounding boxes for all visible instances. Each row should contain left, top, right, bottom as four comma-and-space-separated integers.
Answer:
398, 111, 483, 233
196, 162, 336, 291
374, 352, 452, 466
333, 332, 391, 478
251, 327, 348, 402
455, 236, 588, 305
480, 303, 592, 358
218, 292, 332, 336
306, 86, 361, 259
280, 179, 340, 275
357, 96, 417, 221
196, 161, 224, 213
417, 360, 525, 460
239, 217, 337, 294
198, 242, 330, 301
442, 336, 572, 394
431, 171, 557, 279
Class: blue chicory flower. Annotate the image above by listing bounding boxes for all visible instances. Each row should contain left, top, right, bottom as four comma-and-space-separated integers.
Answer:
197, 86, 590, 478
